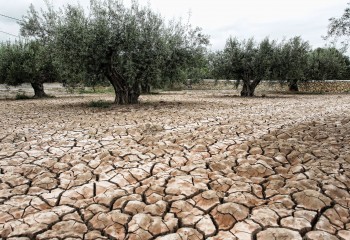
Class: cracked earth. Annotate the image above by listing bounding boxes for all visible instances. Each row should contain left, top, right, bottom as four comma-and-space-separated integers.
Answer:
1, 91, 350, 240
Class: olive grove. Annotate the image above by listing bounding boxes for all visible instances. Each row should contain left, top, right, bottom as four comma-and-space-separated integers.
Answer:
19, 0, 209, 104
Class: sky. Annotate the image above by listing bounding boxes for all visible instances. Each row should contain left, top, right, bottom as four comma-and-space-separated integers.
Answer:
0, 0, 347, 50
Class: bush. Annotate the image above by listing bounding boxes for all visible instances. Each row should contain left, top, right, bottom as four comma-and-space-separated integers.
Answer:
15, 92, 32, 100
78, 87, 114, 94
87, 100, 112, 108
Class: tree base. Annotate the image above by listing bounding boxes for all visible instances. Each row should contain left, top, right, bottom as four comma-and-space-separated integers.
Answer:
288, 81, 299, 92
114, 91, 140, 105
31, 82, 49, 98
241, 83, 257, 97
240, 91, 255, 97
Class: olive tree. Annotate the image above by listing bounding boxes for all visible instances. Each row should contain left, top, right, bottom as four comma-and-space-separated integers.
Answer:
273, 37, 310, 91
214, 37, 276, 96
327, 2, 350, 50
307, 47, 350, 80
21, 0, 209, 104
0, 40, 58, 98
209, 51, 229, 80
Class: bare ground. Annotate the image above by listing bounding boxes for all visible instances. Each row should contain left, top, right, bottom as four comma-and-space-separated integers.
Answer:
0, 90, 350, 240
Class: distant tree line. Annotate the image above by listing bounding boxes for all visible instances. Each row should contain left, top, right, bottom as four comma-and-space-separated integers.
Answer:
0, 0, 350, 101
210, 36, 350, 96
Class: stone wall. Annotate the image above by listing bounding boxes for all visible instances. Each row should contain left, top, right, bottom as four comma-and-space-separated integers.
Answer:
190, 80, 350, 94
299, 81, 350, 93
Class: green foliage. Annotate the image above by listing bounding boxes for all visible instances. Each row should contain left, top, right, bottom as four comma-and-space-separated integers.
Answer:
273, 37, 310, 81
272, 37, 310, 91
87, 100, 112, 108
327, 3, 350, 50
210, 35, 349, 95
20, 0, 209, 104
0, 41, 30, 86
0, 40, 59, 97
212, 37, 276, 96
272, 37, 350, 83
15, 92, 32, 100
209, 51, 228, 80
78, 87, 114, 94
307, 47, 350, 80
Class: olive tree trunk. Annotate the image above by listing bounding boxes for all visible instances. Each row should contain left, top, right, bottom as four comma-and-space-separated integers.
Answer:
241, 79, 260, 97
31, 82, 48, 98
106, 68, 140, 104
288, 80, 299, 92
141, 83, 151, 94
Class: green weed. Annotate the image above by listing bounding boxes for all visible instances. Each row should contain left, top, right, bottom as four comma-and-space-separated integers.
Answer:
87, 100, 112, 108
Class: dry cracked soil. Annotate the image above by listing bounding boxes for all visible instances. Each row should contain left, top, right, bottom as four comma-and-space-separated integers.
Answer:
0, 90, 350, 240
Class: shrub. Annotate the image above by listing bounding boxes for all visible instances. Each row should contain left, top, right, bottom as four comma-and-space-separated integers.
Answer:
15, 92, 32, 100
87, 100, 112, 108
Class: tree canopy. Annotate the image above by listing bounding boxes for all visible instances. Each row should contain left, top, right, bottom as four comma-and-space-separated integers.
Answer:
0, 40, 58, 98
20, 0, 209, 104
307, 47, 350, 80
327, 2, 350, 50
273, 37, 310, 91
1, 1, 349, 101
211, 35, 350, 96
212, 37, 277, 96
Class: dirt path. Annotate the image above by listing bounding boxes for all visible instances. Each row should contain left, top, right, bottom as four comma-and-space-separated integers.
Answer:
1, 91, 349, 239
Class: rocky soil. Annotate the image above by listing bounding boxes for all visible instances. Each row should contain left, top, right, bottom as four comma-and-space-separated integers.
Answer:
1, 91, 350, 240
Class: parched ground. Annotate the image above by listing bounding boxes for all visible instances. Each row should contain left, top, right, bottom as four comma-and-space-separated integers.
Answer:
1, 90, 350, 240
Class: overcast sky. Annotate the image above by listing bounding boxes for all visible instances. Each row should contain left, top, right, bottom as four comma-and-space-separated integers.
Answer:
0, 0, 347, 50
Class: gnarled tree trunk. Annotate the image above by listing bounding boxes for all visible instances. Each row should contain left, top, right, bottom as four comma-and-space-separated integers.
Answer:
106, 67, 140, 104
288, 80, 299, 92
104, 49, 140, 104
31, 82, 48, 98
114, 85, 140, 104
241, 79, 260, 97
141, 83, 151, 94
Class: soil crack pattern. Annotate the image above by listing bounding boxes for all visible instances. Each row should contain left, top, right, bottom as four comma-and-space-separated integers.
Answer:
1, 91, 350, 240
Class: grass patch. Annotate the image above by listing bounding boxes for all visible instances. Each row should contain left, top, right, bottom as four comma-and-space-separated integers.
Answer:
15, 93, 32, 100
87, 100, 112, 108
